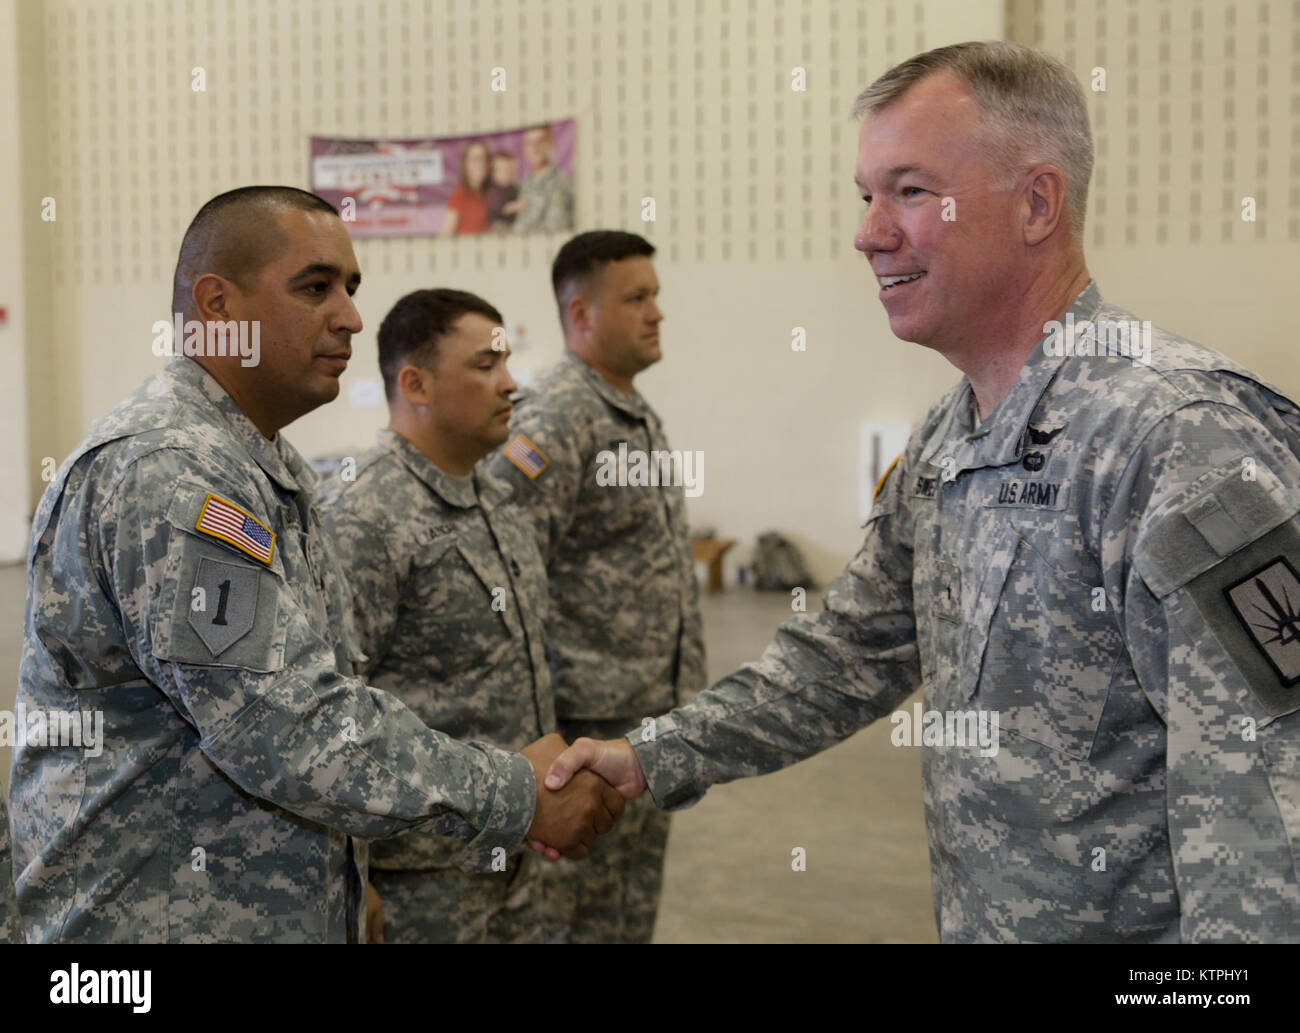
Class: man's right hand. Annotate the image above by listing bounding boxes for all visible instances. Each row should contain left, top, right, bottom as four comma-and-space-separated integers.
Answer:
544, 736, 648, 801
521, 733, 625, 860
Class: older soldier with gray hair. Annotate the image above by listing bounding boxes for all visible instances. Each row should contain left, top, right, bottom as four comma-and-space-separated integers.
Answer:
11, 186, 623, 944
546, 41, 1300, 942
320, 289, 561, 943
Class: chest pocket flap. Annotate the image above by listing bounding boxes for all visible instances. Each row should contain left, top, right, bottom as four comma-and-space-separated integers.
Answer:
963, 517, 1122, 760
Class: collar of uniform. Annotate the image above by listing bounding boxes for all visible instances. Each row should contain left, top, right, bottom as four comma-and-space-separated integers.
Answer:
918, 280, 1104, 475
167, 357, 307, 494
472, 461, 516, 512
562, 350, 648, 421
377, 428, 479, 509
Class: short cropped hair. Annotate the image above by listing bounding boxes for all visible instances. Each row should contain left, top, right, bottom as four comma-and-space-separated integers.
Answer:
171, 186, 338, 317
852, 41, 1093, 235
377, 288, 504, 402
550, 230, 656, 330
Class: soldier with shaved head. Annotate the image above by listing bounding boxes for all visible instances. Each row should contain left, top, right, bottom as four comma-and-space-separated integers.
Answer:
11, 186, 623, 943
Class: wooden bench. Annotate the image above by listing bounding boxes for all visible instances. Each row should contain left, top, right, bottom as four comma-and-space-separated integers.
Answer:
692, 537, 737, 593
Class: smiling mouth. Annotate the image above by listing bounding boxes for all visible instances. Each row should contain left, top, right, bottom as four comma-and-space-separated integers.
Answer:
879, 271, 927, 290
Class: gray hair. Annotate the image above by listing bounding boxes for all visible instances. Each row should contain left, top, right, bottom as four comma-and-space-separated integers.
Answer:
852, 41, 1093, 236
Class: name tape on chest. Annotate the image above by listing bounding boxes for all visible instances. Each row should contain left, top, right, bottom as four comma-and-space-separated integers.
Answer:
195, 493, 276, 565
503, 434, 550, 479
911, 474, 938, 500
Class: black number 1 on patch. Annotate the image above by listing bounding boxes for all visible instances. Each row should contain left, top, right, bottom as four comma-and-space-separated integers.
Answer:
1223, 555, 1300, 688
188, 557, 260, 656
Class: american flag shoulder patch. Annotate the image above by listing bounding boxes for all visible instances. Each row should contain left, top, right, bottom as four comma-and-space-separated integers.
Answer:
195, 492, 276, 565
503, 434, 550, 479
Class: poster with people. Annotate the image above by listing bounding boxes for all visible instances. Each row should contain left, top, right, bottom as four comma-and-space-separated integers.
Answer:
309, 120, 575, 239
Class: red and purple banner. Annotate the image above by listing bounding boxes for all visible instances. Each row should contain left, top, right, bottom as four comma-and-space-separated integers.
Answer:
309, 119, 576, 239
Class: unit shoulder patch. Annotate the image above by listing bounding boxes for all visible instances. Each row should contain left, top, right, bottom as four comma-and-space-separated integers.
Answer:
1179, 521, 1300, 716
188, 557, 261, 655
1223, 554, 1300, 689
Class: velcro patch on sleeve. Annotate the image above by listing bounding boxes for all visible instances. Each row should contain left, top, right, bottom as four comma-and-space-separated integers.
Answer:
1182, 521, 1300, 717
1223, 553, 1300, 690
188, 557, 262, 656
503, 434, 550, 479
195, 492, 276, 565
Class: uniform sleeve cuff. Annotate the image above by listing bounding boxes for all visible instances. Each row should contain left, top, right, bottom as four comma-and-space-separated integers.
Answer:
452, 745, 537, 872
626, 714, 706, 811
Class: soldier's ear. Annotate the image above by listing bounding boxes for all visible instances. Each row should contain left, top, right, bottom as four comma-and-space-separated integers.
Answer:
1021, 164, 1068, 247
568, 294, 593, 336
193, 273, 234, 321
396, 364, 433, 406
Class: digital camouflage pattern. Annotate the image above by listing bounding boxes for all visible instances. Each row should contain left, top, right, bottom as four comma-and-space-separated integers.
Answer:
486, 350, 706, 942
12, 357, 537, 943
369, 851, 553, 944
487, 350, 706, 720
0, 796, 21, 943
319, 429, 558, 941
628, 281, 1300, 943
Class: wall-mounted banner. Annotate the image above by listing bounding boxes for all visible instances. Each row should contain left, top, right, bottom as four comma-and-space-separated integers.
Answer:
310, 119, 576, 239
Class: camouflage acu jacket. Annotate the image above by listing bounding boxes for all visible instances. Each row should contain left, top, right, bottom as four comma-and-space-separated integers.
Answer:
320, 430, 556, 870
629, 282, 1300, 942
12, 358, 535, 943
487, 351, 706, 720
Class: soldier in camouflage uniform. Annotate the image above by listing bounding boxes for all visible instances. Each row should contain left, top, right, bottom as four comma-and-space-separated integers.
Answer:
1, 797, 21, 943
488, 231, 706, 942
512, 124, 574, 235
320, 289, 560, 943
544, 44, 1300, 942
10, 187, 623, 943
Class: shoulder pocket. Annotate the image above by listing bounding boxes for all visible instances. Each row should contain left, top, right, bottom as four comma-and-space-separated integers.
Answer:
154, 482, 286, 671
1134, 463, 1300, 720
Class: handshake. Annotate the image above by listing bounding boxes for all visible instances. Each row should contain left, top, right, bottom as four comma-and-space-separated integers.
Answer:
519, 732, 650, 860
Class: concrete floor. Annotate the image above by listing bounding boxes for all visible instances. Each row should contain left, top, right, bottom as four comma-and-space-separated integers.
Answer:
654, 589, 935, 942
0, 563, 937, 943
